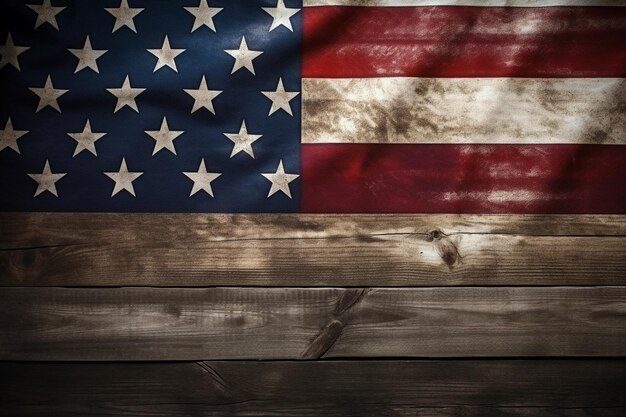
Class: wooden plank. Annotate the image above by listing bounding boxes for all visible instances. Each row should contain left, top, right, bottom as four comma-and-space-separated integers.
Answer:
1, 360, 625, 416
1, 213, 625, 286
1, 287, 625, 360
302, 78, 626, 144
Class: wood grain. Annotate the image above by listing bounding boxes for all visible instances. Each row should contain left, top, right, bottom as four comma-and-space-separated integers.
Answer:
1, 213, 625, 286
1, 287, 625, 360
2, 360, 625, 416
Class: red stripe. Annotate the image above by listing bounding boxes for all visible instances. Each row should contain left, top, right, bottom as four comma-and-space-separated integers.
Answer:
301, 145, 626, 213
302, 6, 626, 78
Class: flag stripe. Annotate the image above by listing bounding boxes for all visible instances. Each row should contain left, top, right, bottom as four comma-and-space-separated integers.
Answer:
302, 6, 626, 77
304, 0, 626, 6
302, 78, 626, 144
301, 144, 626, 213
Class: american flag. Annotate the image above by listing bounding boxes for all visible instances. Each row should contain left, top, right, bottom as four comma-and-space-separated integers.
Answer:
1, 0, 625, 214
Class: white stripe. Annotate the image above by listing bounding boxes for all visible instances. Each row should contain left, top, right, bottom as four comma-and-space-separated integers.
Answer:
304, 0, 626, 6
302, 78, 626, 144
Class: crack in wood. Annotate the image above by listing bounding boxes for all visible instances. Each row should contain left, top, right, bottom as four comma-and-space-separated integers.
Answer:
195, 362, 260, 405
2, 231, 624, 252
196, 362, 229, 390
0, 243, 83, 252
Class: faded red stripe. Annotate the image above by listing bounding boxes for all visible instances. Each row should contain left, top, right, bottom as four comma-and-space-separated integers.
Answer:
302, 6, 626, 78
301, 145, 626, 213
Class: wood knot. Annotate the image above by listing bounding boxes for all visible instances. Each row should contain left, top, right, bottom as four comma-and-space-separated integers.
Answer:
333, 288, 367, 316
427, 228, 444, 241
301, 319, 344, 360
427, 229, 460, 269
437, 239, 459, 269
301, 289, 369, 360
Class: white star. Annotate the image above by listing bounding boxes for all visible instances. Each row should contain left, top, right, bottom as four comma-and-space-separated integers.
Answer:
68, 36, 107, 74
224, 36, 263, 75
107, 75, 145, 113
29, 75, 68, 113
27, 0, 66, 30
28, 160, 66, 197
105, 0, 144, 33
262, 0, 300, 32
0, 118, 29, 154
104, 158, 143, 197
184, 76, 222, 114
67, 119, 106, 157
262, 160, 299, 199
223, 120, 262, 159
0, 33, 30, 71
147, 35, 185, 72
185, 0, 222, 32
262, 78, 300, 116
183, 159, 221, 197
145, 117, 184, 155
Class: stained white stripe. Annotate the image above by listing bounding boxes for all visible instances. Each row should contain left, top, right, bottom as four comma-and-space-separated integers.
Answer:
304, 0, 626, 6
302, 78, 626, 144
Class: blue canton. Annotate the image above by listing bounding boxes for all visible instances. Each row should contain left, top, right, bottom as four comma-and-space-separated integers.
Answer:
0, 0, 302, 212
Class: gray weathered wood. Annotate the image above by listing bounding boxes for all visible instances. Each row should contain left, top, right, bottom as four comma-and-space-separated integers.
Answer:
1, 287, 625, 360
1, 360, 625, 416
1, 213, 625, 286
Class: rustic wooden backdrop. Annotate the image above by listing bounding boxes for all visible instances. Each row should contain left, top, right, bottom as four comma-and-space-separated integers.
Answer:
1, 213, 625, 415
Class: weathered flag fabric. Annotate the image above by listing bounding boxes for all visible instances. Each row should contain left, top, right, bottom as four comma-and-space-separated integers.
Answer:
0, 0, 625, 213
0, 0, 302, 212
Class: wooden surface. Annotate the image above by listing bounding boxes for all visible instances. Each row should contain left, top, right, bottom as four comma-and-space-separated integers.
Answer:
2, 213, 626, 286
2, 360, 625, 417
3, 1, 626, 414
1, 286, 625, 360
2, 213, 626, 413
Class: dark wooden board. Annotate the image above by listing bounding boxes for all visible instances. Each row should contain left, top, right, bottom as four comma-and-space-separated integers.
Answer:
2, 287, 625, 360
1, 213, 625, 286
1, 360, 625, 416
